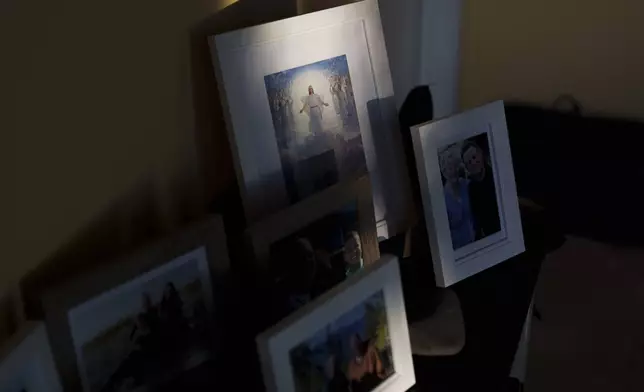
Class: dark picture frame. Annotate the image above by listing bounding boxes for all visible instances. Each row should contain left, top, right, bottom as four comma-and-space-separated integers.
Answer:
245, 175, 379, 272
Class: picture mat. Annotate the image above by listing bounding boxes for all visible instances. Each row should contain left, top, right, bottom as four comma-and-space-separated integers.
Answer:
412, 101, 524, 287
211, 0, 412, 238
0, 322, 63, 392
437, 129, 507, 262
257, 255, 414, 392
67, 247, 213, 392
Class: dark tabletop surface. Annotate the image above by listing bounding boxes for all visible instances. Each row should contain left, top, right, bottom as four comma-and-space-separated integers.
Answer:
214, 201, 564, 392
386, 206, 565, 392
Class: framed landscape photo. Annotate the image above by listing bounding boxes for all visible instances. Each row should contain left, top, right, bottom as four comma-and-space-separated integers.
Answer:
0, 322, 63, 392
209, 0, 413, 238
257, 255, 415, 392
42, 216, 231, 392
411, 101, 525, 287
246, 175, 379, 316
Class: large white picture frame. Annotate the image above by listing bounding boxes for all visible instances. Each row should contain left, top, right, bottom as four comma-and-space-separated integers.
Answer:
411, 101, 525, 287
257, 255, 415, 392
209, 0, 412, 238
0, 322, 63, 392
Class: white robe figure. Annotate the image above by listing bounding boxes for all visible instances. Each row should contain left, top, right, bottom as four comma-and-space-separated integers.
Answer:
330, 78, 349, 121
300, 86, 328, 136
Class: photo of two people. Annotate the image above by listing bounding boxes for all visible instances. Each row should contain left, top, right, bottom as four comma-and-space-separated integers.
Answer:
438, 132, 502, 250
289, 291, 394, 392
70, 260, 213, 392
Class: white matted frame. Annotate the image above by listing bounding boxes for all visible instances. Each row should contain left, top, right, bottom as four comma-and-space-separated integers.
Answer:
209, 0, 412, 238
411, 101, 524, 287
42, 216, 231, 392
0, 322, 63, 392
256, 255, 415, 392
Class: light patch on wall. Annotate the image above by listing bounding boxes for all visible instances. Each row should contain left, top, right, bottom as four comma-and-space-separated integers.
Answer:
219, 0, 238, 9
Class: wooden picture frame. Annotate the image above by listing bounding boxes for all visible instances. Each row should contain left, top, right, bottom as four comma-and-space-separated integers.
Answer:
0, 322, 63, 392
246, 175, 379, 271
411, 101, 525, 286
256, 255, 415, 392
42, 215, 231, 392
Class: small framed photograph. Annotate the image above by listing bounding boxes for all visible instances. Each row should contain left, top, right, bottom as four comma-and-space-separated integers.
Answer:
257, 255, 415, 392
0, 322, 63, 392
42, 216, 231, 392
411, 101, 524, 286
246, 175, 379, 314
209, 0, 413, 238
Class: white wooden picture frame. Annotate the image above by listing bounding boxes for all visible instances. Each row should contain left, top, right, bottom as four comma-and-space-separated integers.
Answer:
42, 216, 231, 392
209, 0, 412, 238
411, 101, 525, 287
0, 322, 63, 392
257, 255, 415, 392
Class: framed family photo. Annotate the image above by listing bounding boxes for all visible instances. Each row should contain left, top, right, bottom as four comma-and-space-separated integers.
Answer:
411, 101, 525, 287
209, 0, 413, 238
0, 322, 63, 392
257, 255, 415, 392
246, 175, 379, 316
42, 216, 231, 392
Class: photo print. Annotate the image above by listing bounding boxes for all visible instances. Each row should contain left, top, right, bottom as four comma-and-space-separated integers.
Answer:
289, 291, 393, 392
67, 251, 214, 392
264, 55, 366, 203
437, 132, 501, 251
269, 203, 364, 316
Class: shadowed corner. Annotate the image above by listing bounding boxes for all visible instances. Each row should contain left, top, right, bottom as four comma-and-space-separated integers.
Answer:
19, 174, 174, 319
366, 96, 416, 237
